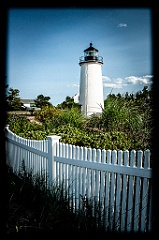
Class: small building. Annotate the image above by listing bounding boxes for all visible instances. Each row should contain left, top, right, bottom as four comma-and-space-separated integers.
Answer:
21, 99, 40, 111
73, 93, 79, 103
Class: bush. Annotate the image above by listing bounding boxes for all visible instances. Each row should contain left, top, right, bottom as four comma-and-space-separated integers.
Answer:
35, 105, 63, 124
7, 94, 152, 150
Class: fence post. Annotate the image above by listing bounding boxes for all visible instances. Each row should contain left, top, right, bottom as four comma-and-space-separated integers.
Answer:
5, 125, 9, 165
47, 135, 61, 190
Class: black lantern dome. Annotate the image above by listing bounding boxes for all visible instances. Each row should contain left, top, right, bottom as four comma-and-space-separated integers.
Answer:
79, 43, 103, 64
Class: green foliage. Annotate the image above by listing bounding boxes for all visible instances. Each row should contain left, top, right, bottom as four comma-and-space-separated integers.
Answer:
35, 105, 62, 124
103, 96, 142, 132
82, 113, 103, 130
6, 87, 22, 111
7, 115, 31, 134
102, 87, 153, 150
7, 86, 153, 151
57, 108, 83, 128
35, 107, 83, 129
34, 94, 52, 108
57, 95, 79, 109
7, 115, 46, 140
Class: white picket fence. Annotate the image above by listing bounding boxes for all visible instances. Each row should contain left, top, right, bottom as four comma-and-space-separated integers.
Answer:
5, 126, 152, 232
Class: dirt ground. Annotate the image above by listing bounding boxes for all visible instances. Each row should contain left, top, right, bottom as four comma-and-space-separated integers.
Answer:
7, 110, 31, 115
26, 116, 42, 125
7, 111, 42, 125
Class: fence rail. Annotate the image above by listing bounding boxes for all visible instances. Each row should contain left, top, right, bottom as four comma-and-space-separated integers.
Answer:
5, 126, 152, 232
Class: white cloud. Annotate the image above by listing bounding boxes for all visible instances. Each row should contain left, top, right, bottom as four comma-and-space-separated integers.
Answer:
66, 83, 79, 88
72, 83, 79, 88
115, 78, 123, 84
102, 76, 111, 82
125, 75, 153, 85
102, 75, 153, 90
103, 77, 126, 89
103, 83, 123, 89
117, 23, 127, 28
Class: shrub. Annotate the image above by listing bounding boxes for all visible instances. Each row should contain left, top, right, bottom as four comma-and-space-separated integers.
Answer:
35, 105, 63, 124
7, 93, 152, 150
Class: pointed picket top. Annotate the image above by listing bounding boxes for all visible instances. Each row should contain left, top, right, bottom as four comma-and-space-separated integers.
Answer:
144, 149, 151, 168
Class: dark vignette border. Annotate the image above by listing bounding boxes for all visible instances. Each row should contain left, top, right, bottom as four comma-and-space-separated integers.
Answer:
0, 0, 158, 238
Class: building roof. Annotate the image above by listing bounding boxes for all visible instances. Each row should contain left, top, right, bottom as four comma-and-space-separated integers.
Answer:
21, 99, 35, 104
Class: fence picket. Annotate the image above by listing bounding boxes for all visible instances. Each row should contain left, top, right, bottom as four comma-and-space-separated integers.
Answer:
95, 149, 100, 201
78, 147, 83, 209
82, 147, 87, 197
148, 185, 152, 231
5, 127, 152, 233
86, 148, 92, 200
133, 150, 142, 231
58, 142, 62, 184
109, 150, 117, 230
104, 150, 111, 230
55, 142, 59, 185
75, 146, 80, 210
127, 150, 136, 231
100, 150, 106, 221
68, 144, 72, 201
114, 150, 123, 231
72, 145, 76, 212
140, 150, 151, 232
62, 143, 65, 184
14, 134, 18, 172
121, 150, 129, 231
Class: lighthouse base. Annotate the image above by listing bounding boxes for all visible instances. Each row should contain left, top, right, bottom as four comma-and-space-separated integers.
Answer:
81, 104, 103, 118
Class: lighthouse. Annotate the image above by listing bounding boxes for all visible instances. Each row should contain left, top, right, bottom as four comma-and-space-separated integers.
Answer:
79, 43, 104, 117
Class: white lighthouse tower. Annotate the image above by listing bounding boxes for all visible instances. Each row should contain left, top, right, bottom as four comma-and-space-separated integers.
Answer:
79, 43, 104, 117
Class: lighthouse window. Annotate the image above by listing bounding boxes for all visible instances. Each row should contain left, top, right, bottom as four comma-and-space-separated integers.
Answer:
87, 50, 98, 56
88, 51, 94, 56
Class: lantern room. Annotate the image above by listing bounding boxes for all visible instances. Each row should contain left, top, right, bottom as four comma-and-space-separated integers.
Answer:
79, 43, 103, 64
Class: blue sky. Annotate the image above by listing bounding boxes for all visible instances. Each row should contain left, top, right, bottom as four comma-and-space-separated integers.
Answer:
7, 8, 153, 106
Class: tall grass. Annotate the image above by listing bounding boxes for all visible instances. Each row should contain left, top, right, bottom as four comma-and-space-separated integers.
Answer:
7, 163, 106, 234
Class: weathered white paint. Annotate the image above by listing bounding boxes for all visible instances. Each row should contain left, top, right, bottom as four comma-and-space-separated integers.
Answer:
79, 43, 104, 117
79, 62, 104, 117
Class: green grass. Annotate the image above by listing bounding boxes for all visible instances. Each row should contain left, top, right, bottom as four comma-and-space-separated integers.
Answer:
6, 164, 107, 234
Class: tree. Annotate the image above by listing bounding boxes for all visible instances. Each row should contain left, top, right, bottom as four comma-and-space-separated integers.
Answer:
6, 87, 22, 111
135, 86, 152, 109
57, 96, 79, 109
34, 94, 52, 109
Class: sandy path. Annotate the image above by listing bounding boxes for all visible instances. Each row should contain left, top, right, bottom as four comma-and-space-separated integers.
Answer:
26, 116, 42, 125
